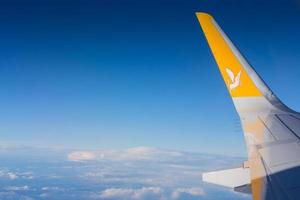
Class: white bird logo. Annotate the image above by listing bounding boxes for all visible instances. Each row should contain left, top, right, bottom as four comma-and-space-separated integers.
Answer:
226, 68, 241, 91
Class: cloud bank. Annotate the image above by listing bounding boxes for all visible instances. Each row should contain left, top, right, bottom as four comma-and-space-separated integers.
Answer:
0, 145, 249, 200
68, 146, 184, 162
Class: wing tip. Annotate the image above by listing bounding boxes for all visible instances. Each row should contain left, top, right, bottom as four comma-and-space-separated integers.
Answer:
195, 12, 213, 20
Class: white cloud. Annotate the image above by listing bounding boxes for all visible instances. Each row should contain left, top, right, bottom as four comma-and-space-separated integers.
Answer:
92, 187, 206, 200
4, 185, 30, 191
0, 170, 18, 180
7, 172, 18, 180
68, 146, 184, 162
68, 151, 97, 161
41, 186, 65, 191
98, 187, 164, 200
0, 169, 34, 180
171, 187, 205, 199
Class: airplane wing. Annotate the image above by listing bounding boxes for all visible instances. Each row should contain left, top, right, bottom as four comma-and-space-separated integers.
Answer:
196, 12, 300, 200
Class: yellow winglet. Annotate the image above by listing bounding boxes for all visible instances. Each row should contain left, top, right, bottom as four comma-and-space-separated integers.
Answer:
196, 12, 263, 98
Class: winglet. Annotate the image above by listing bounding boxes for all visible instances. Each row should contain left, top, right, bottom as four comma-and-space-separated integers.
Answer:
196, 12, 263, 98
196, 12, 292, 114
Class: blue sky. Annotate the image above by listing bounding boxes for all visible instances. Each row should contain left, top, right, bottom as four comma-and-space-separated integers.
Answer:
0, 0, 299, 156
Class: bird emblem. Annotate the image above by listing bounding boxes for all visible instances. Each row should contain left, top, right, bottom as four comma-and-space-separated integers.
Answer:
226, 68, 241, 91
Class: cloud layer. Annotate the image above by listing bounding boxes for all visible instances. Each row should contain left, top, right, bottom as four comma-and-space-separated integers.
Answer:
0, 145, 250, 200
68, 146, 184, 162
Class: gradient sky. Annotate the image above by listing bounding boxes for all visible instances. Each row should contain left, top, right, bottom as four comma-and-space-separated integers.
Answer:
0, 0, 299, 156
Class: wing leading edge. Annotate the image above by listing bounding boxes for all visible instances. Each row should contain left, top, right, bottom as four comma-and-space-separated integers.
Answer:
196, 12, 300, 200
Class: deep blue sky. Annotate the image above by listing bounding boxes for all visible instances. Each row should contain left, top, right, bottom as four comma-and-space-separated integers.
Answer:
0, 0, 299, 156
